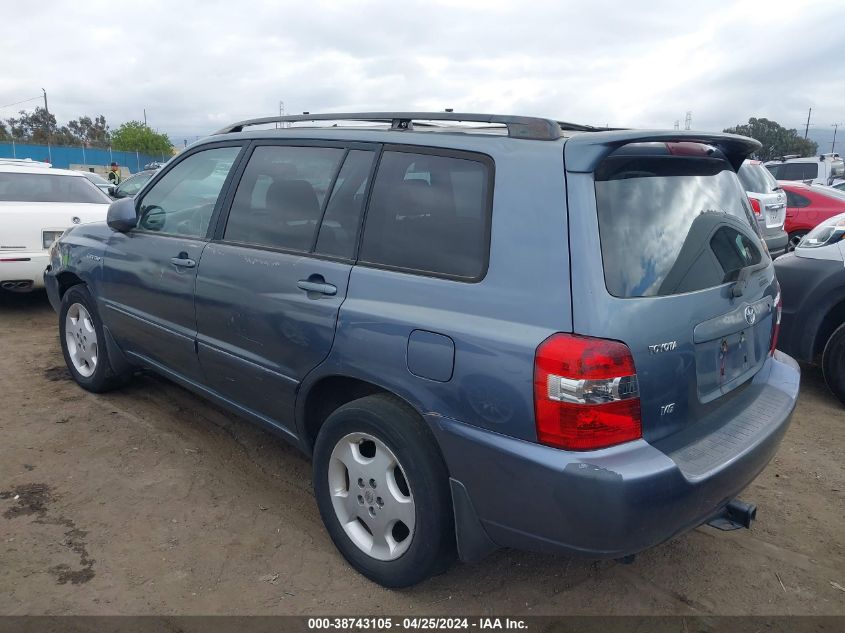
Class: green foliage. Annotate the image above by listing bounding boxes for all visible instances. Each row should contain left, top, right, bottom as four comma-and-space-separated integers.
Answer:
111, 121, 172, 154
724, 117, 818, 161
64, 115, 110, 148
3, 108, 111, 147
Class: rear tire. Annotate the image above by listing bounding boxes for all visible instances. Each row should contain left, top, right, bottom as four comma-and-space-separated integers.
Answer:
312, 394, 455, 587
787, 231, 808, 252
59, 285, 130, 393
822, 322, 845, 405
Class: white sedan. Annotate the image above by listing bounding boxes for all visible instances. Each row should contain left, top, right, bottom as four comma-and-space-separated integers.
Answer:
0, 163, 111, 291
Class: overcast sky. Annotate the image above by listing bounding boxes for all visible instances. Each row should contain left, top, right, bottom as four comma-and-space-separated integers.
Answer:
2, 0, 843, 147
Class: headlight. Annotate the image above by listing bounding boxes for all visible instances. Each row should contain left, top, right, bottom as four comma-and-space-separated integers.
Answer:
42, 230, 65, 250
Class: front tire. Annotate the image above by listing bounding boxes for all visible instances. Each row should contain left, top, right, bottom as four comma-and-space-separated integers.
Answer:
822, 322, 845, 405
313, 394, 455, 587
788, 231, 808, 252
59, 285, 130, 393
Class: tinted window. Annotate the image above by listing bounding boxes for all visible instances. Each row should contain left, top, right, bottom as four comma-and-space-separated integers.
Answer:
785, 190, 811, 208
359, 150, 492, 280
137, 146, 241, 238
595, 153, 764, 298
0, 173, 109, 203
315, 150, 376, 259
224, 146, 344, 251
779, 162, 818, 181
738, 162, 777, 194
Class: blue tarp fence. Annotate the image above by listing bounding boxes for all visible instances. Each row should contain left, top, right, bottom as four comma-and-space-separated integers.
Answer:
0, 142, 169, 173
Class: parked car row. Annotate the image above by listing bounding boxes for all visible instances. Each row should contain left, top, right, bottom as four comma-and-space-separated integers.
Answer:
40, 113, 800, 588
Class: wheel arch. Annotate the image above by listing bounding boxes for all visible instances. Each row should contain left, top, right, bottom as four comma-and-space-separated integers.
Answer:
297, 374, 424, 456
55, 271, 85, 298
814, 297, 845, 358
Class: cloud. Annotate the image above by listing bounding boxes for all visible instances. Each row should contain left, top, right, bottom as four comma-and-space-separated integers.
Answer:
1, 0, 843, 145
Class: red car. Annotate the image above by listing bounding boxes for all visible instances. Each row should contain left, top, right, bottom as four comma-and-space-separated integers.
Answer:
781, 181, 845, 250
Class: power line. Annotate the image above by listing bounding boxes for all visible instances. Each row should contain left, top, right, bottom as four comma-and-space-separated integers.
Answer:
0, 95, 41, 110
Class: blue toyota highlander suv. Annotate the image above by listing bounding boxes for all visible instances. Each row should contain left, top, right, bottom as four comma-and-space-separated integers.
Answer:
45, 112, 800, 587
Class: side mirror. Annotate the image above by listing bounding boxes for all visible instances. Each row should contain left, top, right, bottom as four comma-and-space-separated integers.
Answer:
107, 186, 116, 197
106, 197, 138, 232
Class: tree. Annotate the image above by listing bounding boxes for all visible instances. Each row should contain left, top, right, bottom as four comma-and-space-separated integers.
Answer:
111, 121, 172, 154
723, 117, 818, 161
0, 120, 9, 142
66, 115, 110, 147
6, 107, 56, 144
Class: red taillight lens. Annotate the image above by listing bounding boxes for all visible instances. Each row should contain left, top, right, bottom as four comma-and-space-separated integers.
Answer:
749, 197, 762, 214
770, 290, 782, 355
534, 334, 642, 451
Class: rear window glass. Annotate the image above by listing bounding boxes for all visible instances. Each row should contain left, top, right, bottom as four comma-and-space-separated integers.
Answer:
0, 173, 109, 203
595, 151, 764, 298
738, 162, 777, 194
359, 150, 492, 280
779, 162, 818, 181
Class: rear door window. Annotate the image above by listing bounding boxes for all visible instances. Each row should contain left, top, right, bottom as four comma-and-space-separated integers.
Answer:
595, 149, 765, 298
359, 149, 492, 280
223, 145, 345, 252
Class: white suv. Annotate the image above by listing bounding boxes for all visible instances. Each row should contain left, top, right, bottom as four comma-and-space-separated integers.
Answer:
766, 153, 845, 186
0, 163, 110, 291
738, 159, 788, 257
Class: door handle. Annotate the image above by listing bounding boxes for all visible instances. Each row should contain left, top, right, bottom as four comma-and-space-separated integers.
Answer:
297, 277, 337, 296
170, 256, 196, 268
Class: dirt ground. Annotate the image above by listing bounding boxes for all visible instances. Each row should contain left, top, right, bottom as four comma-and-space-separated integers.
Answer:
0, 290, 842, 617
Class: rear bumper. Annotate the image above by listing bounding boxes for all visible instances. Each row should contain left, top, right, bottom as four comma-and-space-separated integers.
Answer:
0, 253, 48, 290
764, 230, 788, 259
432, 351, 799, 559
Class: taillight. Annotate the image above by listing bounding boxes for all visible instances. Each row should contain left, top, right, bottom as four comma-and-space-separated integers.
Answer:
770, 290, 782, 355
749, 197, 762, 214
534, 334, 642, 451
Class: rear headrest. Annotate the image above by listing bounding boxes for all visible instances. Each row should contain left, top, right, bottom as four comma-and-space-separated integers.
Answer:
266, 179, 320, 221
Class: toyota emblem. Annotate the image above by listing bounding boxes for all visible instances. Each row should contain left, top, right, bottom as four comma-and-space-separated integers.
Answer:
744, 306, 756, 326
71, 216, 81, 224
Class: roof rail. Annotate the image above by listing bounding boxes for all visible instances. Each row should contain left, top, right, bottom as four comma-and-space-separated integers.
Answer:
214, 112, 599, 141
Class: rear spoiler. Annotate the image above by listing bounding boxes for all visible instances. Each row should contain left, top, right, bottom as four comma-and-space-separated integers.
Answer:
563, 130, 761, 173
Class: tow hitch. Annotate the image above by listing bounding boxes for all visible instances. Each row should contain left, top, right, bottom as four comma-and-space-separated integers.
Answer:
707, 499, 757, 531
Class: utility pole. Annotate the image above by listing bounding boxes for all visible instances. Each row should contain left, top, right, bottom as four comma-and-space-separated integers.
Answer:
143, 108, 147, 126
42, 88, 51, 163
804, 107, 812, 139
833, 123, 841, 153
684, 111, 692, 130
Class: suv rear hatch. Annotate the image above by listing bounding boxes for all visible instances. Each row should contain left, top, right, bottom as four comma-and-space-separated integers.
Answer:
564, 133, 779, 443
738, 161, 786, 231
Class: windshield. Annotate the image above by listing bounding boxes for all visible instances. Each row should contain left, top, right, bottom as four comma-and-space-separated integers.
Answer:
738, 162, 778, 194
0, 173, 110, 203
595, 152, 764, 298
82, 171, 109, 185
